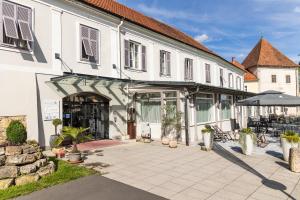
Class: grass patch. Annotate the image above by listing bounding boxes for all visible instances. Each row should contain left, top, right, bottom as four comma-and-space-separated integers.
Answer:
0, 158, 96, 200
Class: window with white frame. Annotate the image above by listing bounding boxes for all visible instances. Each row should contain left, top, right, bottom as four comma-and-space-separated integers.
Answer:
220, 68, 224, 87
139, 93, 161, 123
164, 91, 177, 118
195, 94, 214, 123
160, 50, 171, 76
184, 58, 193, 80
221, 95, 232, 120
236, 77, 241, 90
124, 39, 146, 71
205, 64, 211, 83
228, 73, 233, 88
0, 0, 33, 50
80, 24, 99, 64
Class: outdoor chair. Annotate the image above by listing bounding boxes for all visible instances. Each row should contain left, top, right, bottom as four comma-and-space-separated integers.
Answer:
212, 125, 233, 142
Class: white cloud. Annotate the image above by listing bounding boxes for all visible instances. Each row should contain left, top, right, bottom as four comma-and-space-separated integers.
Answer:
294, 7, 300, 13
194, 34, 209, 43
137, 4, 209, 23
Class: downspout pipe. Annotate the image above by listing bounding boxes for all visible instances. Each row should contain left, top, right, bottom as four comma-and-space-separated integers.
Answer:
117, 19, 124, 79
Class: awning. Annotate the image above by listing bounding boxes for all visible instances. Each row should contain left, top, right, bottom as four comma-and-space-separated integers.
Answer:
237, 90, 300, 106
46, 73, 254, 97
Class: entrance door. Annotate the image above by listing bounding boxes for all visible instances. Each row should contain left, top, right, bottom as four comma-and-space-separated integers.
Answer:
63, 93, 109, 139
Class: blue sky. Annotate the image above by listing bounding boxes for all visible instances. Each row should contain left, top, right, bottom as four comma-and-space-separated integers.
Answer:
118, 0, 300, 63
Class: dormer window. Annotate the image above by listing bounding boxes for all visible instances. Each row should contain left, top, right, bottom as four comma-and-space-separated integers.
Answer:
1, 1, 33, 50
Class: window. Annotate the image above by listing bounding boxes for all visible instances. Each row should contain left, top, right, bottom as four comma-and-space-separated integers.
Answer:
0, 1, 33, 50
220, 68, 224, 87
124, 40, 146, 71
228, 73, 233, 88
80, 25, 99, 63
160, 50, 171, 76
221, 95, 232, 120
184, 58, 193, 80
271, 75, 276, 83
164, 91, 177, 118
139, 93, 161, 123
286, 75, 291, 83
205, 64, 211, 83
236, 77, 241, 90
196, 94, 214, 123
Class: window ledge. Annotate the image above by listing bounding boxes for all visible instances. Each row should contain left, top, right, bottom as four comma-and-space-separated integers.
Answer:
78, 60, 100, 66
124, 67, 146, 73
160, 74, 171, 78
0, 45, 33, 55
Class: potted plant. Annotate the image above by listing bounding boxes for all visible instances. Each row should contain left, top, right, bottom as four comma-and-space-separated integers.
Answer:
281, 130, 299, 161
201, 125, 214, 150
49, 118, 62, 148
54, 126, 91, 163
161, 105, 182, 148
239, 128, 257, 155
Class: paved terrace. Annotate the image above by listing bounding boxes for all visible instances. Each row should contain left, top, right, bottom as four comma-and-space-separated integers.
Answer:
85, 141, 300, 200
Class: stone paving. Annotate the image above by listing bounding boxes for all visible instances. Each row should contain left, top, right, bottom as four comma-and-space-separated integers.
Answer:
84, 141, 300, 200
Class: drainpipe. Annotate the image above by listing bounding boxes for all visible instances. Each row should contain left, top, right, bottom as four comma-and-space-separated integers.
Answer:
117, 19, 124, 79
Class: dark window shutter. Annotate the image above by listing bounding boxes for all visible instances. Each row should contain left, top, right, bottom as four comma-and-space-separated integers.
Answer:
184, 59, 188, 79
160, 50, 163, 75
17, 6, 33, 42
124, 40, 129, 68
142, 45, 146, 71
166, 52, 171, 76
190, 59, 193, 80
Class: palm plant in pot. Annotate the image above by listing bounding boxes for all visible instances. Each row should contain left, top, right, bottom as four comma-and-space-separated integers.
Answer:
239, 128, 257, 156
201, 125, 214, 150
281, 130, 299, 161
161, 105, 182, 148
50, 118, 62, 148
55, 126, 91, 163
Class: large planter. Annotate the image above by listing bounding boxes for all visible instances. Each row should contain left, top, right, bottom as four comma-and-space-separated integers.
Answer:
282, 138, 299, 161
68, 152, 82, 163
169, 140, 177, 148
49, 135, 59, 148
241, 135, 254, 156
162, 137, 170, 145
202, 132, 212, 150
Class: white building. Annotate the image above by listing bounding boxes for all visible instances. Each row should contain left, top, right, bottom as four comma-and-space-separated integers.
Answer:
233, 38, 299, 116
0, 0, 250, 147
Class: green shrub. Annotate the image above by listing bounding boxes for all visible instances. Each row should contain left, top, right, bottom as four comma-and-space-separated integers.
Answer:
281, 130, 299, 143
6, 120, 27, 145
202, 125, 213, 134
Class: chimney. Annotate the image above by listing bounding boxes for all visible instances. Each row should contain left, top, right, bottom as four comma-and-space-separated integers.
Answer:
231, 57, 236, 63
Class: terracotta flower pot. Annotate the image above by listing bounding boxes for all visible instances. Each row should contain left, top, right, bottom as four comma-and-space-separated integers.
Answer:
169, 140, 177, 148
162, 137, 170, 145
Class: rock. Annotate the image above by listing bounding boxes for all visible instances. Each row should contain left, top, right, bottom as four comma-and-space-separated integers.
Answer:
289, 148, 300, 173
20, 164, 37, 175
22, 144, 36, 154
0, 178, 14, 190
37, 161, 55, 177
5, 146, 22, 156
0, 147, 4, 156
34, 152, 43, 160
0, 155, 5, 166
0, 166, 19, 179
42, 150, 56, 158
34, 158, 47, 168
6, 154, 36, 165
15, 174, 39, 186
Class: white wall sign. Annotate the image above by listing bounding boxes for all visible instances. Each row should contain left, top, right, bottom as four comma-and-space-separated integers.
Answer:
43, 100, 60, 121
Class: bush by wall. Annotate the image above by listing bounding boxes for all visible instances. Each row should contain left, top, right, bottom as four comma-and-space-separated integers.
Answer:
6, 120, 27, 145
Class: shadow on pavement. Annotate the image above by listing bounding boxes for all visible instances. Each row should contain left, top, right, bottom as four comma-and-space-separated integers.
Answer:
213, 143, 296, 200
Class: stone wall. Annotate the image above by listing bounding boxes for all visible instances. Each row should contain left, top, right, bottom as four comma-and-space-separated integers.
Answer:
0, 116, 26, 145
0, 142, 55, 190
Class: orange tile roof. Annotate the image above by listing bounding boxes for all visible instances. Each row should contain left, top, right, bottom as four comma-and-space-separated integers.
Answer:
80, 0, 243, 71
232, 60, 257, 82
242, 38, 299, 68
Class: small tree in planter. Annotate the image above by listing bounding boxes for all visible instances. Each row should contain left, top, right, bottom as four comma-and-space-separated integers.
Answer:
55, 126, 91, 163
201, 125, 214, 150
6, 120, 27, 145
281, 130, 299, 161
239, 128, 257, 155
161, 105, 182, 148
50, 118, 62, 148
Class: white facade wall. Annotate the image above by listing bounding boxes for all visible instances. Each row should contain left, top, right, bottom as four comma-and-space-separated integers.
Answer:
0, 0, 246, 146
